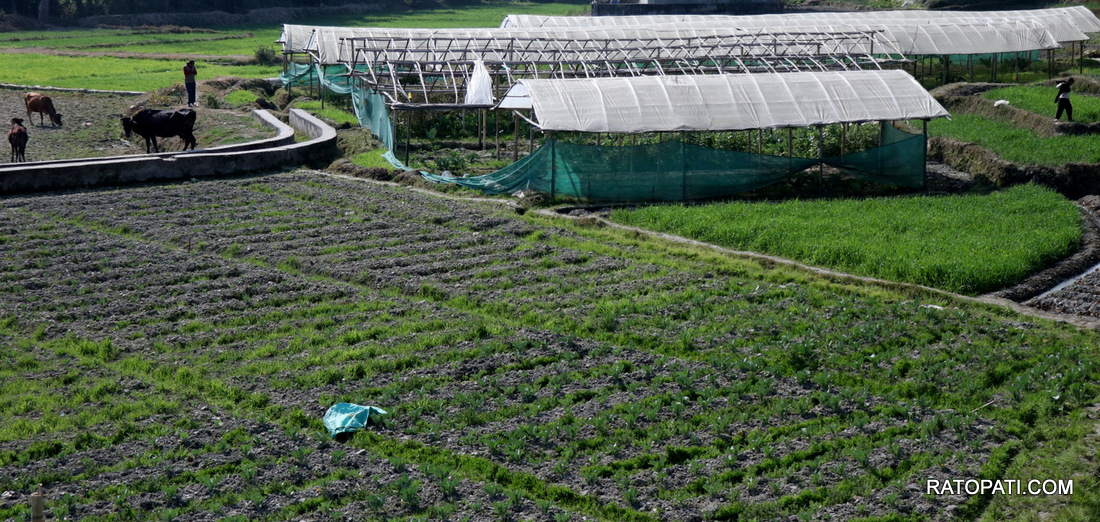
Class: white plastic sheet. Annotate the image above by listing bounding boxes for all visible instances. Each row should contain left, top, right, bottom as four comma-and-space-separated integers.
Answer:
501, 70, 950, 133
501, 6, 1099, 44
464, 59, 494, 106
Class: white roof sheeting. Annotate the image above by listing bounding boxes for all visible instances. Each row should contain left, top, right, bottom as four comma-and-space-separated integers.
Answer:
280, 24, 319, 53
502, 70, 950, 133
873, 20, 1061, 55
717, 20, 1061, 55
502, 6, 1098, 44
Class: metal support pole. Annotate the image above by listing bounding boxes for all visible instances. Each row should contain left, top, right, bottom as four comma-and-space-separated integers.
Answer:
404, 110, 411, 167
922, 119, 929, 188
817, 126, 824, 192
513, 112, 519, 163
841, 123, 847, 157
680, 132, 687, 201
549, 133, 556, 199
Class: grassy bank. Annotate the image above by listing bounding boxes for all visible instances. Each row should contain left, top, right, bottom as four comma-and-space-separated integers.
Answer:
982, 85, 1100, 123
609, 184, 1081, 295
927, 114, 1100, 165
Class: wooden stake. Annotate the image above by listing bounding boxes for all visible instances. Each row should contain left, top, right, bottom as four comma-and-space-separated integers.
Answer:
31, 484, 44, 522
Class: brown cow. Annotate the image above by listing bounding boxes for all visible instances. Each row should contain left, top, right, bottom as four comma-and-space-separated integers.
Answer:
24, 92, 62, 127
8, 118, 27, 163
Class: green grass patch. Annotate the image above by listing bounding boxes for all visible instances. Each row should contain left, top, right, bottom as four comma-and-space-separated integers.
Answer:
609, 184, 1080, 295
351, 149, 395, 169
0, 54, 278, 92
223, 89, 262, 106
293, 100, 359, 127
982, 85, 1100, 122
927, 114, 1100, 165
284, 2, 589, 29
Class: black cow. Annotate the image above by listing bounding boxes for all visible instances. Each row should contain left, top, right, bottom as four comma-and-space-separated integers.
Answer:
121, 109, 197, 153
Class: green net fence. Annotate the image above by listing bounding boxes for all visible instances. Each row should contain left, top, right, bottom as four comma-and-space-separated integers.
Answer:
278, 61, 314, 87
423, 125, 926, 201
280, 63, 358, 94
289, 62, 928, 201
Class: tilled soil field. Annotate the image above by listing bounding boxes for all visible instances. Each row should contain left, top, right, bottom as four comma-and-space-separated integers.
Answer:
0, 85, 272, 163
2, 171, 1098, 521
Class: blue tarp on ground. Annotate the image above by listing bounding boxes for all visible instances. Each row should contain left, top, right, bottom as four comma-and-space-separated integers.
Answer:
322, 402, 388, 439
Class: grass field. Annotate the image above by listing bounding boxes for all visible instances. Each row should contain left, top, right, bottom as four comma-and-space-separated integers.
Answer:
982, 85, 1100, 123
608, 184, 1082, 295
927, 114, 1100, 165
2, 173, 1099, 521
3, 5, 1100, 520
0, 2, 588, 91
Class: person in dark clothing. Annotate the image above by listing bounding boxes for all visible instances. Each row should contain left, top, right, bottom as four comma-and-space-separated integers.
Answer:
183, 60, 198, 107
1055, 77, 1074, 122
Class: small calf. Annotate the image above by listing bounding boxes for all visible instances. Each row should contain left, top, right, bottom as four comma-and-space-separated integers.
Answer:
8, 118, 27, 163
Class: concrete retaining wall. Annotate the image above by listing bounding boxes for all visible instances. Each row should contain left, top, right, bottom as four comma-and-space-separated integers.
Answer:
0, 108, 338, 195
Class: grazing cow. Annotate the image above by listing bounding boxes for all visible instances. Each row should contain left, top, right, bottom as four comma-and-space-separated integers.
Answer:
24, 92, 62, 127
8, 118, 27, 163
120, 109, 197, 153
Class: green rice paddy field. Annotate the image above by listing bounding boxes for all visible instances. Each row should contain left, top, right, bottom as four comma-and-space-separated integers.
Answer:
4, 3, 1100, 521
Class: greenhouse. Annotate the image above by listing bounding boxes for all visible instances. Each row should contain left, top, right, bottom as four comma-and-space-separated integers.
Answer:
273, 7, 1097, 202
500, 7, 1100, 82
499, 7, 1100, 37
339, 26, 898, 107
424, 71, 950, 201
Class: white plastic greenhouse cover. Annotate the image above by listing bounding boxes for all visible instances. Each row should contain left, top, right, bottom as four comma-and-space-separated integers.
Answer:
501, 70, 950, 133
280, 25, 319, 53
502, 6, 1099, 43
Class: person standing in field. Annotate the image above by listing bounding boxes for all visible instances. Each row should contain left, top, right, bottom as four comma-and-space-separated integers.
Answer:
1055, 77, 1074, 122
183, 60, 198, 107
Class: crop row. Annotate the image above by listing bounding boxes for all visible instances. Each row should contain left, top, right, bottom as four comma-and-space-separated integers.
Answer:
2, 172, 1097, 520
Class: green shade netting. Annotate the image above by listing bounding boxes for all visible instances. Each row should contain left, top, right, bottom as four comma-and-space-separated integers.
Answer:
340, 77, 926, 201
423, 126, 926, 201
827, 124, 927, 189
322, 402, 388, 439
353, 85, 415, 171
317, 64, 356, 95
278, 61, 314, 87
281, 63, 360, 94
